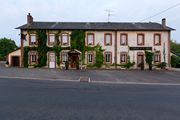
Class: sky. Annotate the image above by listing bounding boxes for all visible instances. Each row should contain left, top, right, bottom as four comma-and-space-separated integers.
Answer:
0, 0, 180, 46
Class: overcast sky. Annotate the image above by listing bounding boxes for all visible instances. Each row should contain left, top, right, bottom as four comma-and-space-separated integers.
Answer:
0, 0, 180, 46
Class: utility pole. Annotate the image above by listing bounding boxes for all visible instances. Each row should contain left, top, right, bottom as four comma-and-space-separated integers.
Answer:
105, 9, 113, 22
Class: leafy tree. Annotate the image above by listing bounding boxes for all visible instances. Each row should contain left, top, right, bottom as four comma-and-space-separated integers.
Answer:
171, 40, 180, 53
145, 51, 154, 70
0, 38, 17, 60
171, 55, 180, 68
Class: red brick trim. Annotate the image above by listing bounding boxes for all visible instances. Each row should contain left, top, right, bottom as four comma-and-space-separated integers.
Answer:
87, 33, 95, 46
154, 52, 161, 63
120, 33, 128, 46
104, 33, 112, 46
154, 33, 161, 46
48, 52, 56, 68
104, 51, 112, 64
61, 33, 69, 46
120, 52, 128, 64
87, 52, 94, 64
48, 33, 56, 46
137, 52, 144, 67
29, 33, 37, 46
168, 32, 171, 66
137, 33, 145, 46
114, 31, 117, 68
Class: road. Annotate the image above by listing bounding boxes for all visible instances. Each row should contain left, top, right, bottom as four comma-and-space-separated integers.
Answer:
0, 78, 180, 120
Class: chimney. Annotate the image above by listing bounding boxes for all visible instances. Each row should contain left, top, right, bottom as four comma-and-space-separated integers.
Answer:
162, 18, 166, 28
27, 13, 33, 25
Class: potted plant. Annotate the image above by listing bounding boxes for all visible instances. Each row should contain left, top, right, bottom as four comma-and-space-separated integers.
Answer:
145, 51, 154, 70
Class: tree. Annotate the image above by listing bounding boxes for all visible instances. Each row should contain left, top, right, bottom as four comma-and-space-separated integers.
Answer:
0, 38, 17, 60
171, 40, 180, 53
145, 51, 154, 70
171, 55, 180, 68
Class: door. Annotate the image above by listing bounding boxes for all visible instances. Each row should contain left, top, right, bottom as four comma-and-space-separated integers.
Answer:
49, 53, 55, 68
137, 55, 144, 67
11, 56, 20, 67
69, 54, 79, 68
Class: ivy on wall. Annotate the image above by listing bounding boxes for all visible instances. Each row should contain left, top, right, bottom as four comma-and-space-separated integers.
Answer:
23, 29, 104, 68
37, 30, 48, 67
70, 30, 86, 63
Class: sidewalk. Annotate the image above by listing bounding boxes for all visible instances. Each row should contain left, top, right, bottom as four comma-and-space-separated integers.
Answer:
0, 65, 180, 85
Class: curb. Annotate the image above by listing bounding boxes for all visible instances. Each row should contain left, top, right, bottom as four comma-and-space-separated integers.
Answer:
1, 75, 180, 86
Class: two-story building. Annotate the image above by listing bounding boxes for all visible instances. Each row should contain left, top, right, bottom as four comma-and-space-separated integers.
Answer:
8, 13, 174, 69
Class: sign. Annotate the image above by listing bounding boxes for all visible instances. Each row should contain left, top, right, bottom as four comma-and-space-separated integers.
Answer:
129, 47, 152, 50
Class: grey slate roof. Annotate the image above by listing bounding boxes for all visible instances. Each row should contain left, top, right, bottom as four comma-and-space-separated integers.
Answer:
16, 21, 174, 31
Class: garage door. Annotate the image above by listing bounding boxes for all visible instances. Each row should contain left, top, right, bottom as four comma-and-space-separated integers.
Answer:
11, 56, 20, 67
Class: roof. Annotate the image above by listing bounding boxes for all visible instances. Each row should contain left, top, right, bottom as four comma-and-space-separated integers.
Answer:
16, 21, 175, 31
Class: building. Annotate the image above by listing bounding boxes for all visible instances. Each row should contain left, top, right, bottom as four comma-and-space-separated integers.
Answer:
9, 13, 174, 69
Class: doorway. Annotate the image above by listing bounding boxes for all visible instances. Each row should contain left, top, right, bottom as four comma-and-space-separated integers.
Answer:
69, 54, 79, 68
137, 54, 144, 67
48, 52, 56, 68
11, 56, 20, 67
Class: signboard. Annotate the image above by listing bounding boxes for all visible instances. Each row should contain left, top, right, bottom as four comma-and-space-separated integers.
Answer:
129, 47, 152, 50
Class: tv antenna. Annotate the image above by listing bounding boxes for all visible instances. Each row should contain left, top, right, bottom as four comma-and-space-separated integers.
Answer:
105, 9, 113, 22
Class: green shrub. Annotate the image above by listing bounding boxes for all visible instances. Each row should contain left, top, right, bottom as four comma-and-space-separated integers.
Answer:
171, 55, 180, 68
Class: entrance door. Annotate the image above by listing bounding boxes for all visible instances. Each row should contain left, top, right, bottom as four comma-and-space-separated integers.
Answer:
137, 55, 144, 67
70, 54, 78, 68
49, 53, 55, 68
12, 56, 20, 67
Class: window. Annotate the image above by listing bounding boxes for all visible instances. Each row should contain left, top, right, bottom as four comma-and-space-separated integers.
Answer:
61, 33, 69, 45
154, 54, 161, 63
87, 33, 94, 45
30, 34, 36, 45
49, 34, 55, 45
137, 34, 144, 45
31, 55, 37, 62
121, 34, 128, 45
120, 53, 127, 63
61, 52, 68, 63
105, 52, 112, 63
154, 34, 161, 45
105, 34, 112, 46
87, 53, 93, 63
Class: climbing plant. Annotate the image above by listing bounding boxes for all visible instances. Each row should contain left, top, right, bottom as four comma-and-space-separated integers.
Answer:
70, 30, 86, 62
23, 46, 37, 67
37, 30, 48, 67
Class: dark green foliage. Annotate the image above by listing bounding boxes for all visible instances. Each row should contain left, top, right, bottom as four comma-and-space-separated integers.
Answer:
37, 30, 48, 67
23, 46, 37, 67
53, 45, 62, 66
0, 38, 17, 60
145, 51, 154, 70
94, 44, 104, 68
121, 61, 135, 69
70, 30, 86, 62
171, 55, 180, 68
157, 62, 167, 69
171, 40, 180, 53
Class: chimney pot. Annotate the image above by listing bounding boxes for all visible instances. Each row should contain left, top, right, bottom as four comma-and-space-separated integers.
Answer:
27, 13, 33, 25
162, 18, 166, 28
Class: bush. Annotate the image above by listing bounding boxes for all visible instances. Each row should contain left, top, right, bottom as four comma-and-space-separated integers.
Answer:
171, 55, 180, 68
157, 62, 167, 69
121, 61, 135, 69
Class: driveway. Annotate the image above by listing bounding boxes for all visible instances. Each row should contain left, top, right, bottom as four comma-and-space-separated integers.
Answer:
0, 64, 180, 84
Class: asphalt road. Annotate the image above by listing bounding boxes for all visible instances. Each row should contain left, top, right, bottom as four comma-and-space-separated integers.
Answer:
0, 78, 180, 120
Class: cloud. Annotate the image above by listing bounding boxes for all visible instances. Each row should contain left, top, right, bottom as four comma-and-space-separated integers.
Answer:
0, 0, 180, 45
